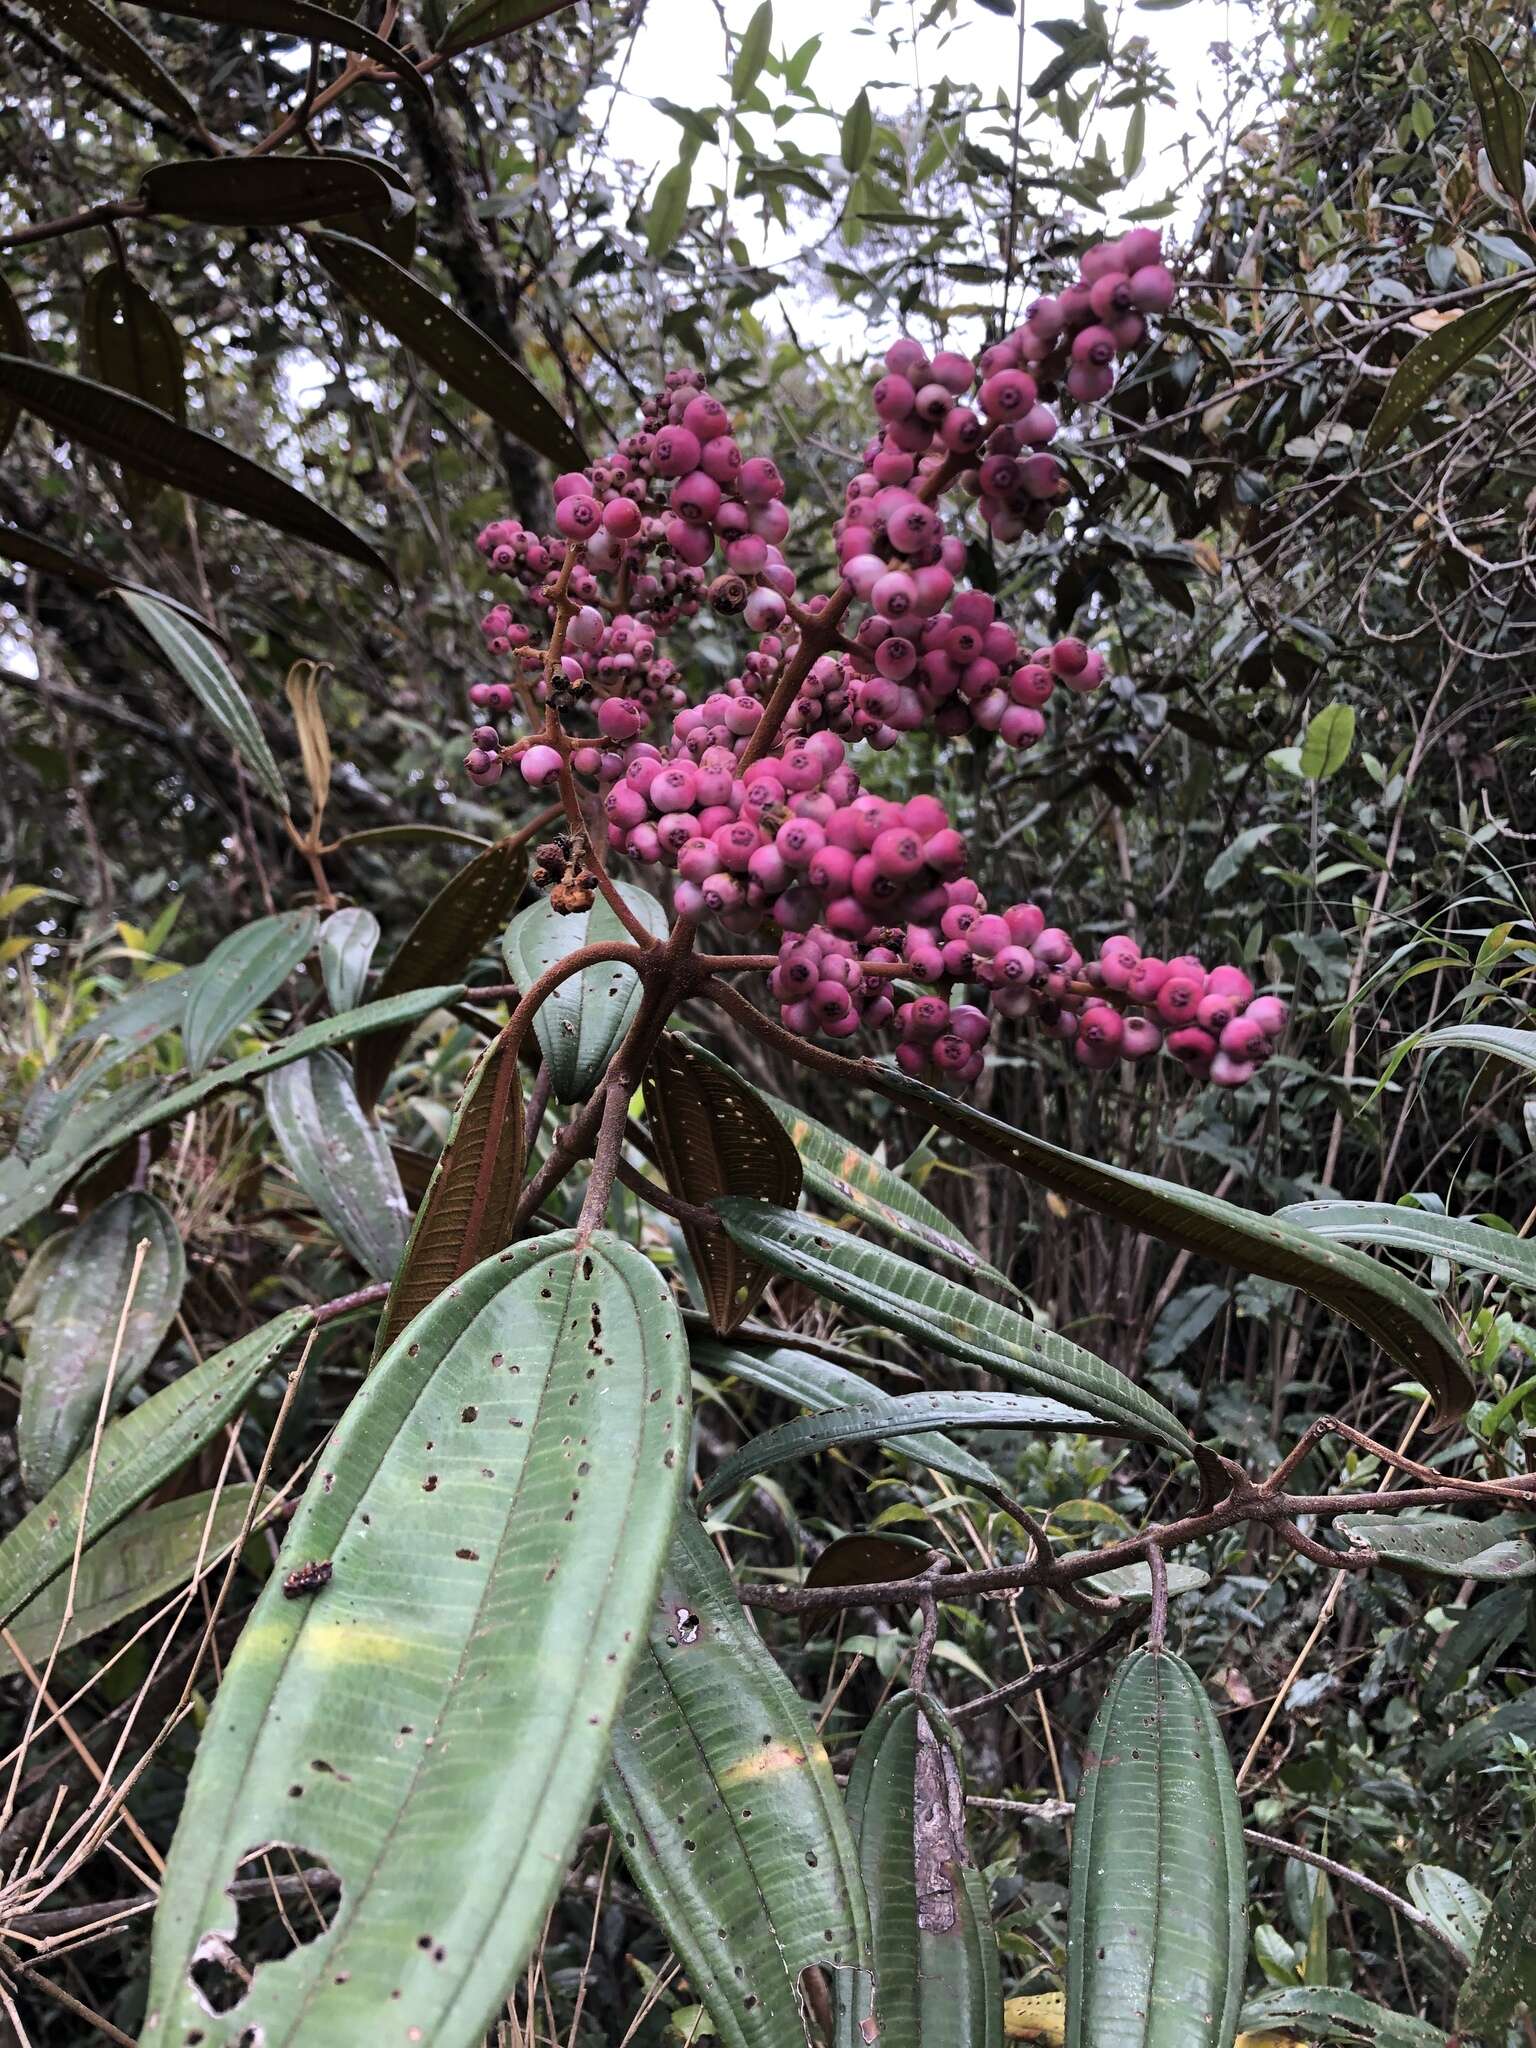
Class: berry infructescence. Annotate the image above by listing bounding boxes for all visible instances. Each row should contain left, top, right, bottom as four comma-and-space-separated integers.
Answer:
464, 232, 1286, 1089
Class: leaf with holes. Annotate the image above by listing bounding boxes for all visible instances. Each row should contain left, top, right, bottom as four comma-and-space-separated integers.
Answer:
120, 588, 290, 813
308, 232, 587, 470
355, 836, 531, 1111
141, 1233, 689, 2048
1456, 1826, 1536, 2034
693, 1339, 1004, 1494
502, 882, 668, 1105
35, 0, 202, 127
437, 0, 581, 56
834, 1692, 1001, 2046
1362, 286, 1532, 460
319, 908, 379, 1014
373, 1026, 525, 1355
1406, 1866, 1489, 1967
647, 1034, 801, 1334
0, 1306, 310, 1631
138, 0, 430, 103
0, 356, 390, 578
0, 1485, 256, 1675
1239, 1987, 1450, 2045
265, 1051, 410, 1280
1068, 1647, 1247, 2048
184, 909, 318, 1074
699, 1390, 1098, 1509
712, 1201, 1203, 1470
141, 155, 398, 227
603, 1506, 871, 2048
1278, 1199, 1536, 1292
1337, 1511, 1536, 1581
861, 1067, 1470, 1421
1466, 39, 1531, 207
18, 1190, 185, 1498
1, 270, 28, 459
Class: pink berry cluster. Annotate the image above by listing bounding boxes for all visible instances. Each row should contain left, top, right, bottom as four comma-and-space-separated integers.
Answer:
1011, 226, 1176, 407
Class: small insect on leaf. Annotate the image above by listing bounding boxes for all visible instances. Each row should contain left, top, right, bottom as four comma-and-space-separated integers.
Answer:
282, 1559, 334, 1599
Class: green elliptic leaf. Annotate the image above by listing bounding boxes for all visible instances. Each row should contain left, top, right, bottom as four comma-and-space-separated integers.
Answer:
603, 1506, 872, 2048
82, 263, 184, 421
1299, 701, 1355, 781
1422, 1584, 1528, 1716
437, 0, 578, 57
1082, 1560, 1210, 1603
860, 1067, 1470, 1422
502, 882, 668, 1105
1428, 1686, 1536, 1782
746, 1066, 1012, 1291
834, 1692, 1001, 2048
841, 87, 874, 172
699, 1389, 1099, 1509
1420, 1020, 1536, 1077
1465, 38, 1531, 208
0, 354, 391, 579
647, 1034, 802, 1335
711, 1201, 1203, 1469
731, 0, 772, 98
265, 1050, 410, 1280
647, 155, 696, 258
356, 834, 532, 1111
0, 1485, 255, 1675
141, 1232, 689, 2048
0, 268, 28, 459
1279, 1198, 1536, 1292
1405, 1865, 1489, 1967
0, 987, 465, 1242
318, 907, 379, 1014
1239, 1986, 1450, 2045
18, 1190, 186, 1499
119, 588, 290, 814
141, 155, 398, 227
693, 1339, 1005, 1494
1067, 1647, 1246, 2048
137, 0, 431, 104
66, 974, 196, 1055
184, 908, 318, 1074
308, 232, 588, 469
1456, 1825, 1536, 2034
1362, 286, 1532, 461
374, 1027, 525, 1357
34, 0, 202, 127
0, 1306, 310, 1632
1337, 1510, 1536, 1581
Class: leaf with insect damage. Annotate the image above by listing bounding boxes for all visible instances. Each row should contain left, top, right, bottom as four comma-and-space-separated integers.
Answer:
265, 1050, 411, 1280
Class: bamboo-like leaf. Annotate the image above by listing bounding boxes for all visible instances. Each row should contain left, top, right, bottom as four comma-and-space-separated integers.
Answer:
141, 155, 398, 227
1067, 1647, 1247, 2048
318, 907, 378, 1013
265, 1049, 411, 1279
1278, 1199, 1536, 1291
693, 1338, 1004, 1493
1, 270, 28, 460
0, 355, 391, 578
648, 1033, 802, 1334
712, 1201, 1204, 1468
699, 1389, 1098, 1509
307, 231, 587, 469
1405, 1866, 1489, 1967
1337, 1511, 1536, 1581
138, 0, 431, 104
1422, 1584, 1527, 1715
183, 908, 318, 1073
35, 0, 202, 127
1428, 1686, 1536, 1781
1420, 1019, 1536, 1076
835, 1692, 1002, 2047
1465, 39, 1531, 208
1362, 286, 1532, 460
731, 0, 772, 99
436, 0, 579, 58
1455, 1827, 1536, 2032
841, 88, 873, 172
1239, 1987, 1449, 2045
0, 1485, 255, 1674
0, 987, 464, 1241
119, 588, 290, 813
374, 1026, 525, 1354
142, 1233, 689, 2048
355, 836, 531, 1110
18, 1190, 186, 1498
861, 1068, 1470, 1421
603, 1507, 872, 2048
0, 1306, 310, 1631
502, 882, 668, 1105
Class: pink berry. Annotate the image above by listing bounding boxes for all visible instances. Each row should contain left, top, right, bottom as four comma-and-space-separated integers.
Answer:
554, 494, 601, 539
519, 743, 562, 788
651, 426, 702, 477
1245, 995, 1288, 1037
1129, 263, 1176, 314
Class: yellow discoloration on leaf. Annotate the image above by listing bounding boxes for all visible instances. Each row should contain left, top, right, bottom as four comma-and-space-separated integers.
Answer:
1003, 1991, 1064, 2041
244, 1620, 416, 1667
717, 1739, 827, 1786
